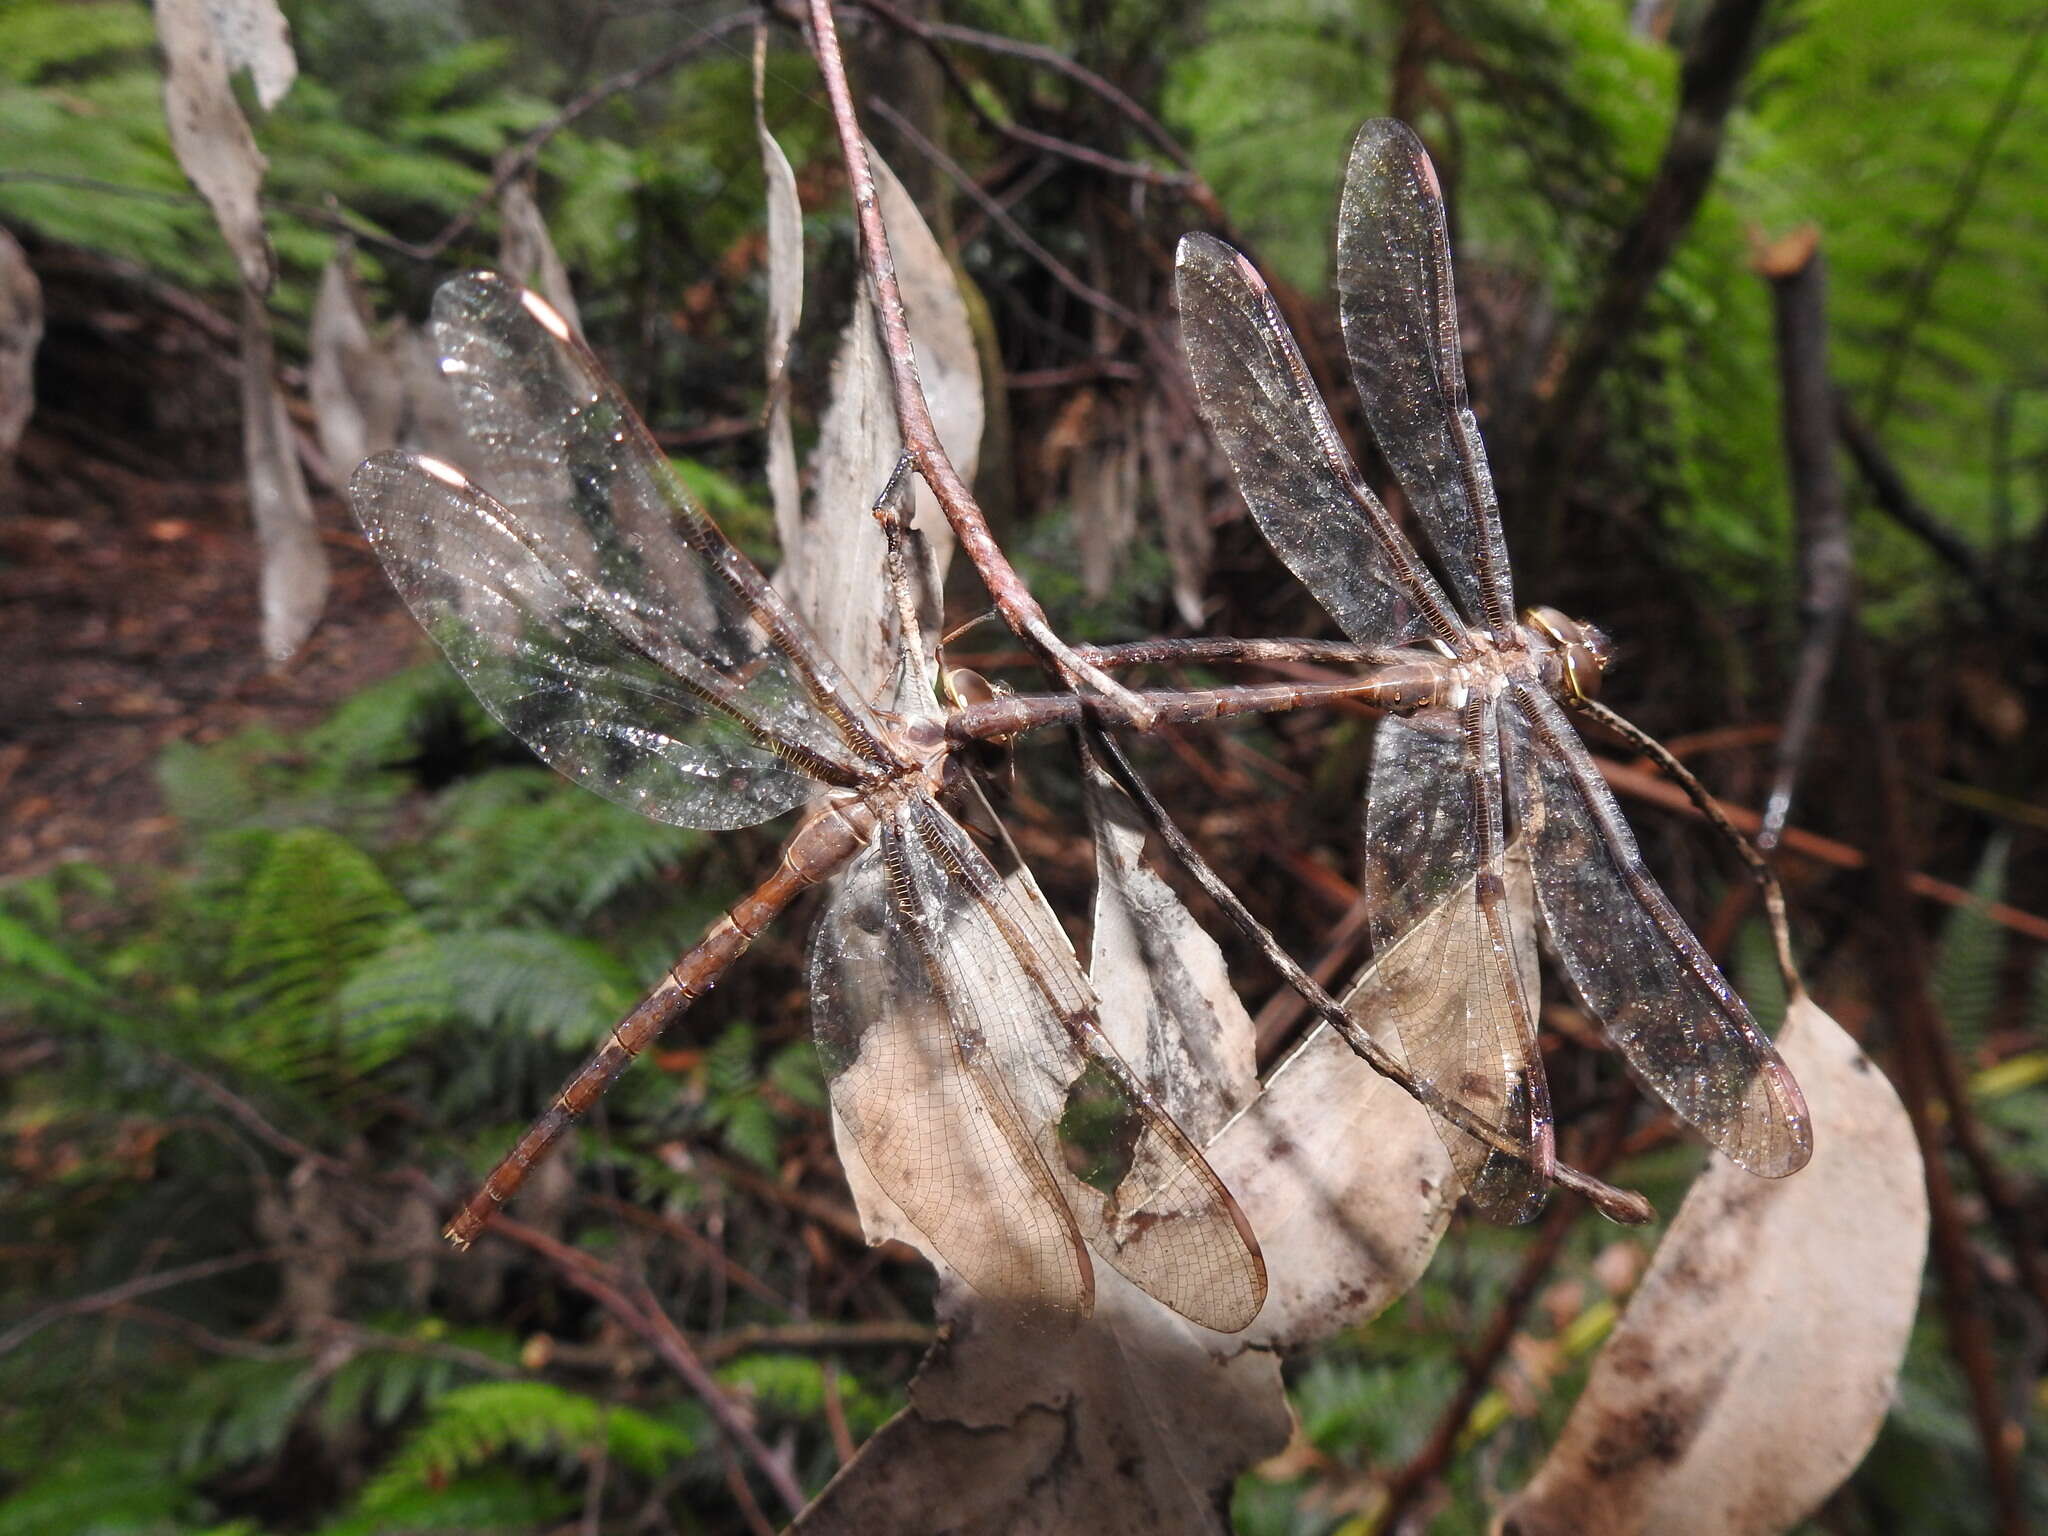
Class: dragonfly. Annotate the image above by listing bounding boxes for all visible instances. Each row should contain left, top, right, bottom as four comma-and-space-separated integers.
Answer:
1172, 119, 1814, 1220
346, 273, 1267, 1331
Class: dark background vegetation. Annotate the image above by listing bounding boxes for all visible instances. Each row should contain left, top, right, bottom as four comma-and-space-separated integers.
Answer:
2, 0, 2045, 1530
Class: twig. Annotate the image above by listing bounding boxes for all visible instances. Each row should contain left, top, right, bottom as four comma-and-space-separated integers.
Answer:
1596, 755, 2048, 944
0, 1249, 283, 1357
1083, 725, 1654, 1225
700, 1319, 934, 1365
585, 1193, 793, 1311
1522, 0, 1773, 504
1865, 9, 2047, 428
1371, 1090, 1637, 1532
865, 97, 1144, 333
1836, 397, 2011, 630
854, 0, 1205, 196
1754, 231, 1852, 855
1845, 632, 2026, 1536
484, 1214, 807, 1518
803, 0, 1155, 724
415, 10, 760, 262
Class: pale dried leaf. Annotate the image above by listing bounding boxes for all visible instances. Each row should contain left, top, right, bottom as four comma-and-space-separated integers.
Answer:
1074, 426, 1141, 601
800, 775, 1462, 1531
1501, 995, 1926, 1536
0, 228, 41, 459
155, 0, 279, 293
204, 0, 297, 109
496, 180, 581, 336
239, 289, 327, 661
790, 147, 980, 702
307, 244, 404, 480
1142, 396, 1214, 628
756, 48, 803, 555
1085, 753, 1257, 1141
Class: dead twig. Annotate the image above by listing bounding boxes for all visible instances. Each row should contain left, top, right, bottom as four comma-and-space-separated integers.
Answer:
0, 1249, 285, 1357
803, 0, 1154, 723
483, 1214, 807, 1519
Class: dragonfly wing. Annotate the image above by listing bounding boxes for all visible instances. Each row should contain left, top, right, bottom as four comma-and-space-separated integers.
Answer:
1337, 120, 1514, 635
812, 817, 1094, 1318
349, 452, 820, 830
425, 272, 893, 781
1503, 685, 1814, 1176
1176, 233, 1465, 653
1363, 704, 1554, 1221
891, 795, 1267, 1332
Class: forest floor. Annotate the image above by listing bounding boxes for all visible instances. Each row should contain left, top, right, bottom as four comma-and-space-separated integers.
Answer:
1, 253, 421, 878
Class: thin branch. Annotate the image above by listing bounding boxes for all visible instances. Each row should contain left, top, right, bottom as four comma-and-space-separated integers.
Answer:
1522, 0, 1773, 503
484, 1215, 807, 1518
804, 0, 1154, 723
865, 97, 1145, 333
1755, 231, 1852, 853
1866, 9, 2047, 427
415, 10, 761, 262
1084, 724, 1654, 1225
1371, 1089, 1637, 1531
1845, 632, 2027, 1536
0, 1249, 283, 1357
699, 1319, 934, 1365
1836, 396, 2011, 630
854, 0, 1207, 198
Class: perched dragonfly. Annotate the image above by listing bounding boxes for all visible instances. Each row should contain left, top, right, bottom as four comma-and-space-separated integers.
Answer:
1173, 120, 1813, 1220
347, 274, 1267, 1331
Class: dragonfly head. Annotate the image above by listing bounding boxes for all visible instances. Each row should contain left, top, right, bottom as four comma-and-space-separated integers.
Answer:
1524, 606, 1614, 704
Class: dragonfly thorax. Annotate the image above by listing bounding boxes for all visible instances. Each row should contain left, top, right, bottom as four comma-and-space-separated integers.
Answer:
1522, 606, 1613, 705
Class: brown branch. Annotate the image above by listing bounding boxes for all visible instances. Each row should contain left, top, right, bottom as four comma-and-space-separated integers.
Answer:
1836, 396, 2011, 631
854, 0, 1210, 197
803, 0, 1154, 723
415, 10, 761, 262
0, 1249, 284, 1357
1595, 755, 2048, 944
1522, 0, 1773, 504
1371, 1090, 1637, 1531
699, 1319, 934, 1365
1755, 231, 1852, 852
483, 1214, 807, 1518
1846, 632, 2026, 1536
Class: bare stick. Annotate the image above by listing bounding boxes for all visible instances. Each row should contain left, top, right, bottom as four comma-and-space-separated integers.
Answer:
949, 677, 1405, 741
803, 0, 1155, 726
1081, 636, 1402, 670
486, 1214, 807, 1519
0, 1249, 284, 1357
445, 802, 871, 1247
1084, 725, 1654, 1225
1754, 232, 1851, 855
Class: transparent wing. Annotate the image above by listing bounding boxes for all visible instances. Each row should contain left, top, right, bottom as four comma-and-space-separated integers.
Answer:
1504, 685, 1814, 1176
1175, 233, 1467, 655
426, 272, 896, 780
1337, 120, 1514, 636
1362, 702, 1554, 1221
811, 824, 1094, 1317
870, 796, 1266, 1331
349, 453, 835, 830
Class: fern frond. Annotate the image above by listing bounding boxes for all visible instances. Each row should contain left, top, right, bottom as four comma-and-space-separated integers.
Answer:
1931, 835, 2010, 1062
360, 1381, 695, 1506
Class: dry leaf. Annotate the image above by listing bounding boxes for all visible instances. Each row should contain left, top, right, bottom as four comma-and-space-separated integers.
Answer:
240, 289, 328, 661
1501, 995, 1927, 1536
791, 147, 980, 701
0, 228, 40, 460
756, 46, 803, 555
156, 0, 291, 293
308, 243, 404, 481
1142, 395, 1214, 628
797, 765, 1455, 1531
496, 179, 581, 336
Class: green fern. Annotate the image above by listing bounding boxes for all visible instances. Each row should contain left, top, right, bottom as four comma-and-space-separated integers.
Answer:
0, 1444, 204, 1536
222, 829, 411, 1083
314, 1466, 574, 1536
1930, 836, 2010, 1062
359, 1381, 696, 1506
